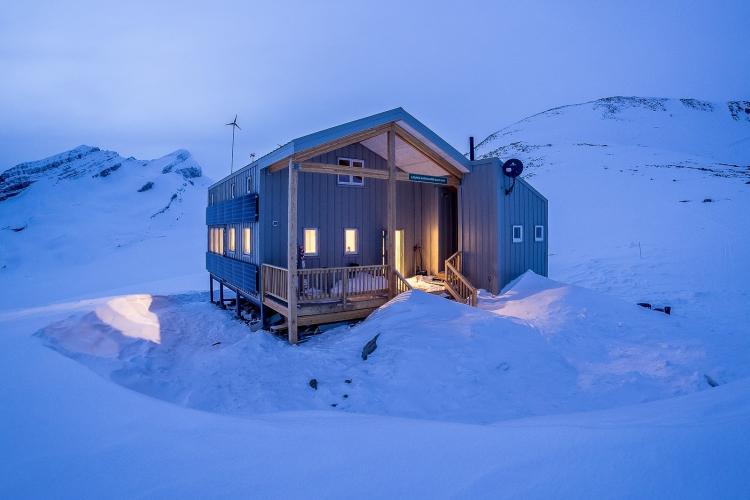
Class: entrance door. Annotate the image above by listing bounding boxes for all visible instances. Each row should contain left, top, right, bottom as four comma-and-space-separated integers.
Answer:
395, 229, 405, 276
438, 187, 458, 272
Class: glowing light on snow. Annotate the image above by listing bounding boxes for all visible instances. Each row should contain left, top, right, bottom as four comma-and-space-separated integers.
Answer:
94, 295, 161, 344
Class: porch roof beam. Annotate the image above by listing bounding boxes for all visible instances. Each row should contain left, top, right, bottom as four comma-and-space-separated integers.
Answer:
298, 161, 460, 187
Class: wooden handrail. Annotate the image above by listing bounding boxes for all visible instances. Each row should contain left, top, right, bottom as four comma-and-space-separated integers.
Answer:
446, 251, 462, 273
444, 253, 477, 306
393, 268, 413, 295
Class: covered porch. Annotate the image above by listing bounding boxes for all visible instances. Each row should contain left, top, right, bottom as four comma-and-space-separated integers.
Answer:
261, 112, 477, 343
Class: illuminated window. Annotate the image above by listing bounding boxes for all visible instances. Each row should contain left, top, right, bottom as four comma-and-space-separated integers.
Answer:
344, 228, 358, 254
337, 158, 364, 186
209, 227, 224, 254
535, 225, 544, 242
228, 227, 236, 252
304, 228, 318, 256
243, 228, 252, 254
512, 225, 523, 243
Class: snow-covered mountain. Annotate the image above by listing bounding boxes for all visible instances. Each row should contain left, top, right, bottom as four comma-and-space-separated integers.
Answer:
0, 146, 211, 308
476, 97, 750, 344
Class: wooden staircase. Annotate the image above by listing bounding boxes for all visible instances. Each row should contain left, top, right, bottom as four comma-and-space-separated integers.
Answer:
444, 252, 478, 306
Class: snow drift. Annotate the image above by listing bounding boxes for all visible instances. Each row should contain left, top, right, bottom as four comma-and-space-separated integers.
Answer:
37, 272, 723, 423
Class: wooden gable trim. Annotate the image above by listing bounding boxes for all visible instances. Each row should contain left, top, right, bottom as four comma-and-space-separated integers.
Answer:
292, 123, 394, 163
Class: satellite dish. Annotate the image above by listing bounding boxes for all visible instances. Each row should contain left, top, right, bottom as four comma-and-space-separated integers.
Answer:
502, 158, 524, 178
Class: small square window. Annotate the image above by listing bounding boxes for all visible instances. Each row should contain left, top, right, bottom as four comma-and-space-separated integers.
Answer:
344, 228, 358, 254
242, 228, 252, 254
535, 225, 544, 242
512, 225, 523, 243
337, 158, 365, 186
304, 228, 318, 256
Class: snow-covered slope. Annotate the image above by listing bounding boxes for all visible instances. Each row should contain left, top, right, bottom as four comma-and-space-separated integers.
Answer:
476, 96, 750, 345
0, 146, 211, 309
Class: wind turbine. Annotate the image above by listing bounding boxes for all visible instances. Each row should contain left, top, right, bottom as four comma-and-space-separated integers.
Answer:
226, 114, 241, 173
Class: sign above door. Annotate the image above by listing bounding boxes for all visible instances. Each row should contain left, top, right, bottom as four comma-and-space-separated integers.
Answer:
408, 173, 448, 185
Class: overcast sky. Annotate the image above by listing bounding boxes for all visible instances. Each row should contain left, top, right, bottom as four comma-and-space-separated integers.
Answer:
1, 0, 748, 180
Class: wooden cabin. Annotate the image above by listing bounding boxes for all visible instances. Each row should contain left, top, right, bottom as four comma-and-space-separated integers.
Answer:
206, 108, 548, 343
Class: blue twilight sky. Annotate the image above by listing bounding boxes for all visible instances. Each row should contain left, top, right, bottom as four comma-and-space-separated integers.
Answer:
1, 0, 748, 180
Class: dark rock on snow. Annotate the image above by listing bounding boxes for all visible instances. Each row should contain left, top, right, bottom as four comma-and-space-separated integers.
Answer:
361, 334, 380, 360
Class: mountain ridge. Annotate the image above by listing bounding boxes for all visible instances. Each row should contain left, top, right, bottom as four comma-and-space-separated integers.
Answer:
0, 145, 204, 202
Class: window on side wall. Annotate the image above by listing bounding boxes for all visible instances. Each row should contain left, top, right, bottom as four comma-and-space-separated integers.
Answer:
228, 227, 236, 252
512, 225, 523, 243
344, 228, 358, 254
243, 228, 252, 255
337, 158, 365, 186
535, 225, 544, 242
247, 175, 253, 193
304, 228, 318, 256
219, 227, 225, 254
231, 182, 236, 199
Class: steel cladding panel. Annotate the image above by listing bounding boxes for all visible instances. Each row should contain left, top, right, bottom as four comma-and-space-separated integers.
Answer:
206, 253, 259, 295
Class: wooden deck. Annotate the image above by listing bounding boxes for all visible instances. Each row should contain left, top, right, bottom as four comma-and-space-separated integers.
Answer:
262, 264, 412, 329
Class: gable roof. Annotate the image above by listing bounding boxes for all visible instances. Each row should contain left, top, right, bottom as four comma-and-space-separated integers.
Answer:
222, 107, 470, 184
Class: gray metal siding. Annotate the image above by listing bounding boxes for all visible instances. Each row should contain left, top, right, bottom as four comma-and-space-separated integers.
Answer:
498, 175, 548, 290
460, 159, 500, 293
259, 166, 288, 267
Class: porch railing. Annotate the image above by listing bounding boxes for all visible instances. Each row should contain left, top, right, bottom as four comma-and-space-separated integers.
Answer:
444, 251, 477, 306
299, 265, 389, 303
262, 263, 390, 305
262, 264, 288, 302
393, 269, 413, 295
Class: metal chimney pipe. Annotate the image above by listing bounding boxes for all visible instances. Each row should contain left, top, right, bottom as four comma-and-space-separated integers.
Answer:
469, 136, 475, 161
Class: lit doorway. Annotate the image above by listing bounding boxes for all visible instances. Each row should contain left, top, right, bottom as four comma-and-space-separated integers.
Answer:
395, 229, 405, 276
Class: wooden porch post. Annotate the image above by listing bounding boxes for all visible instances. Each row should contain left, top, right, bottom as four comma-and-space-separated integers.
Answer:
287, 159, 299, 344
387, 127, 397, 298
